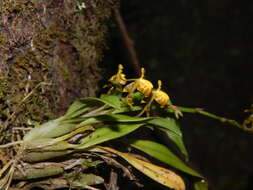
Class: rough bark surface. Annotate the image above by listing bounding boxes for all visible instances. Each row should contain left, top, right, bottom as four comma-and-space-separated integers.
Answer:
0, 0, 116, 141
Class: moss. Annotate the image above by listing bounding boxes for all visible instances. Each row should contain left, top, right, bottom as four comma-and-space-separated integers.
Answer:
0, 0, 118, 142
0, 75, 8, 100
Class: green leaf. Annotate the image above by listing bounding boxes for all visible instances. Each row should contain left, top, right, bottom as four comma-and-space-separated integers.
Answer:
148, 117, 182, 136
65, 95, 123, 119
95, 114, 151, 123
47, 125, 94, 147
75, 117, 102, 128
41, 141, 77, 151
148, 117, 188, 157
24, 117, 75, 141
62, 117, 88, 124
65, 99, 89, 117
65, 95, 124, 118
159, 127, 188, 158
125, 139, 202, 177
96, 95, 123, 109
76, 123, 144, 149
22, 150, 73, 162
194, 180, 208, 190
74, 114, 151, 129
65, 99, 104, 118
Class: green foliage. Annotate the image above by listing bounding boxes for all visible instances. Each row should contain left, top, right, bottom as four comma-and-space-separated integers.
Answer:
147, 117, 188, 157
3, 92, 202, 189
77, 123, 144, 149
2, 64, 251, 189
3, 65, 235, 189
124, 139, 201, 177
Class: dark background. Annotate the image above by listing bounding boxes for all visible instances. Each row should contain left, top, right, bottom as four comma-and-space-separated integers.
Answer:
103, 0, 253, 189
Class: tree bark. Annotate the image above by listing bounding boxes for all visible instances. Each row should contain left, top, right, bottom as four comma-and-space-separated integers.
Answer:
0, 0, 117, 142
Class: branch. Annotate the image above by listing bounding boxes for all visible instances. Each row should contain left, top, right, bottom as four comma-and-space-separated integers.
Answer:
168, 106, 252, 133
114, 8, 141, 76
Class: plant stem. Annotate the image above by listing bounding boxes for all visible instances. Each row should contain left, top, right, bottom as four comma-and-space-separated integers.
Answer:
168, 106, 252, 133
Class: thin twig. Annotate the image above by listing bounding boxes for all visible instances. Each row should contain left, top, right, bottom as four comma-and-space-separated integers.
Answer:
114, 8, 141, 76
168, 106, 252, 132
4, 166, 15, 190
0, 141, 23, 148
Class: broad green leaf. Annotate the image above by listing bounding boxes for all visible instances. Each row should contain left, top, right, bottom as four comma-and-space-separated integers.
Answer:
65, 99, 89, 118
41, 141, 77, 151
75, 114, 150, 129
76, 123, 144, 149
24, 117, 76, 141
99, 146, 185, 190
75, 117, 102, 128
95, 95, 122, 109
54, 125, 93, 141
148, 117, 188, 157
124, 139, 201, 177
65, 105, 92, 119
148, 117, 182, 136
62, 117, 88, 124
95, 114, 151, 123
27, 125, 94, 149
159, 127, 188, 158
65, 95, 123, 118
65, 99, 104, 118
25, 138, 54, 149
23, 150, 73, 162
194, 180, 208, 190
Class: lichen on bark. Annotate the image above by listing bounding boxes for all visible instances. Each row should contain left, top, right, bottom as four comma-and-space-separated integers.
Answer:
0, 0, 117, 141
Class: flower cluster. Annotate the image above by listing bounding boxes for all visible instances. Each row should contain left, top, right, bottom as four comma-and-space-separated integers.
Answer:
107, 65, 171, 116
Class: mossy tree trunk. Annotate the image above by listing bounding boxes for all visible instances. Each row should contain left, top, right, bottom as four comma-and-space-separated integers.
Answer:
0, 0, 117, 142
